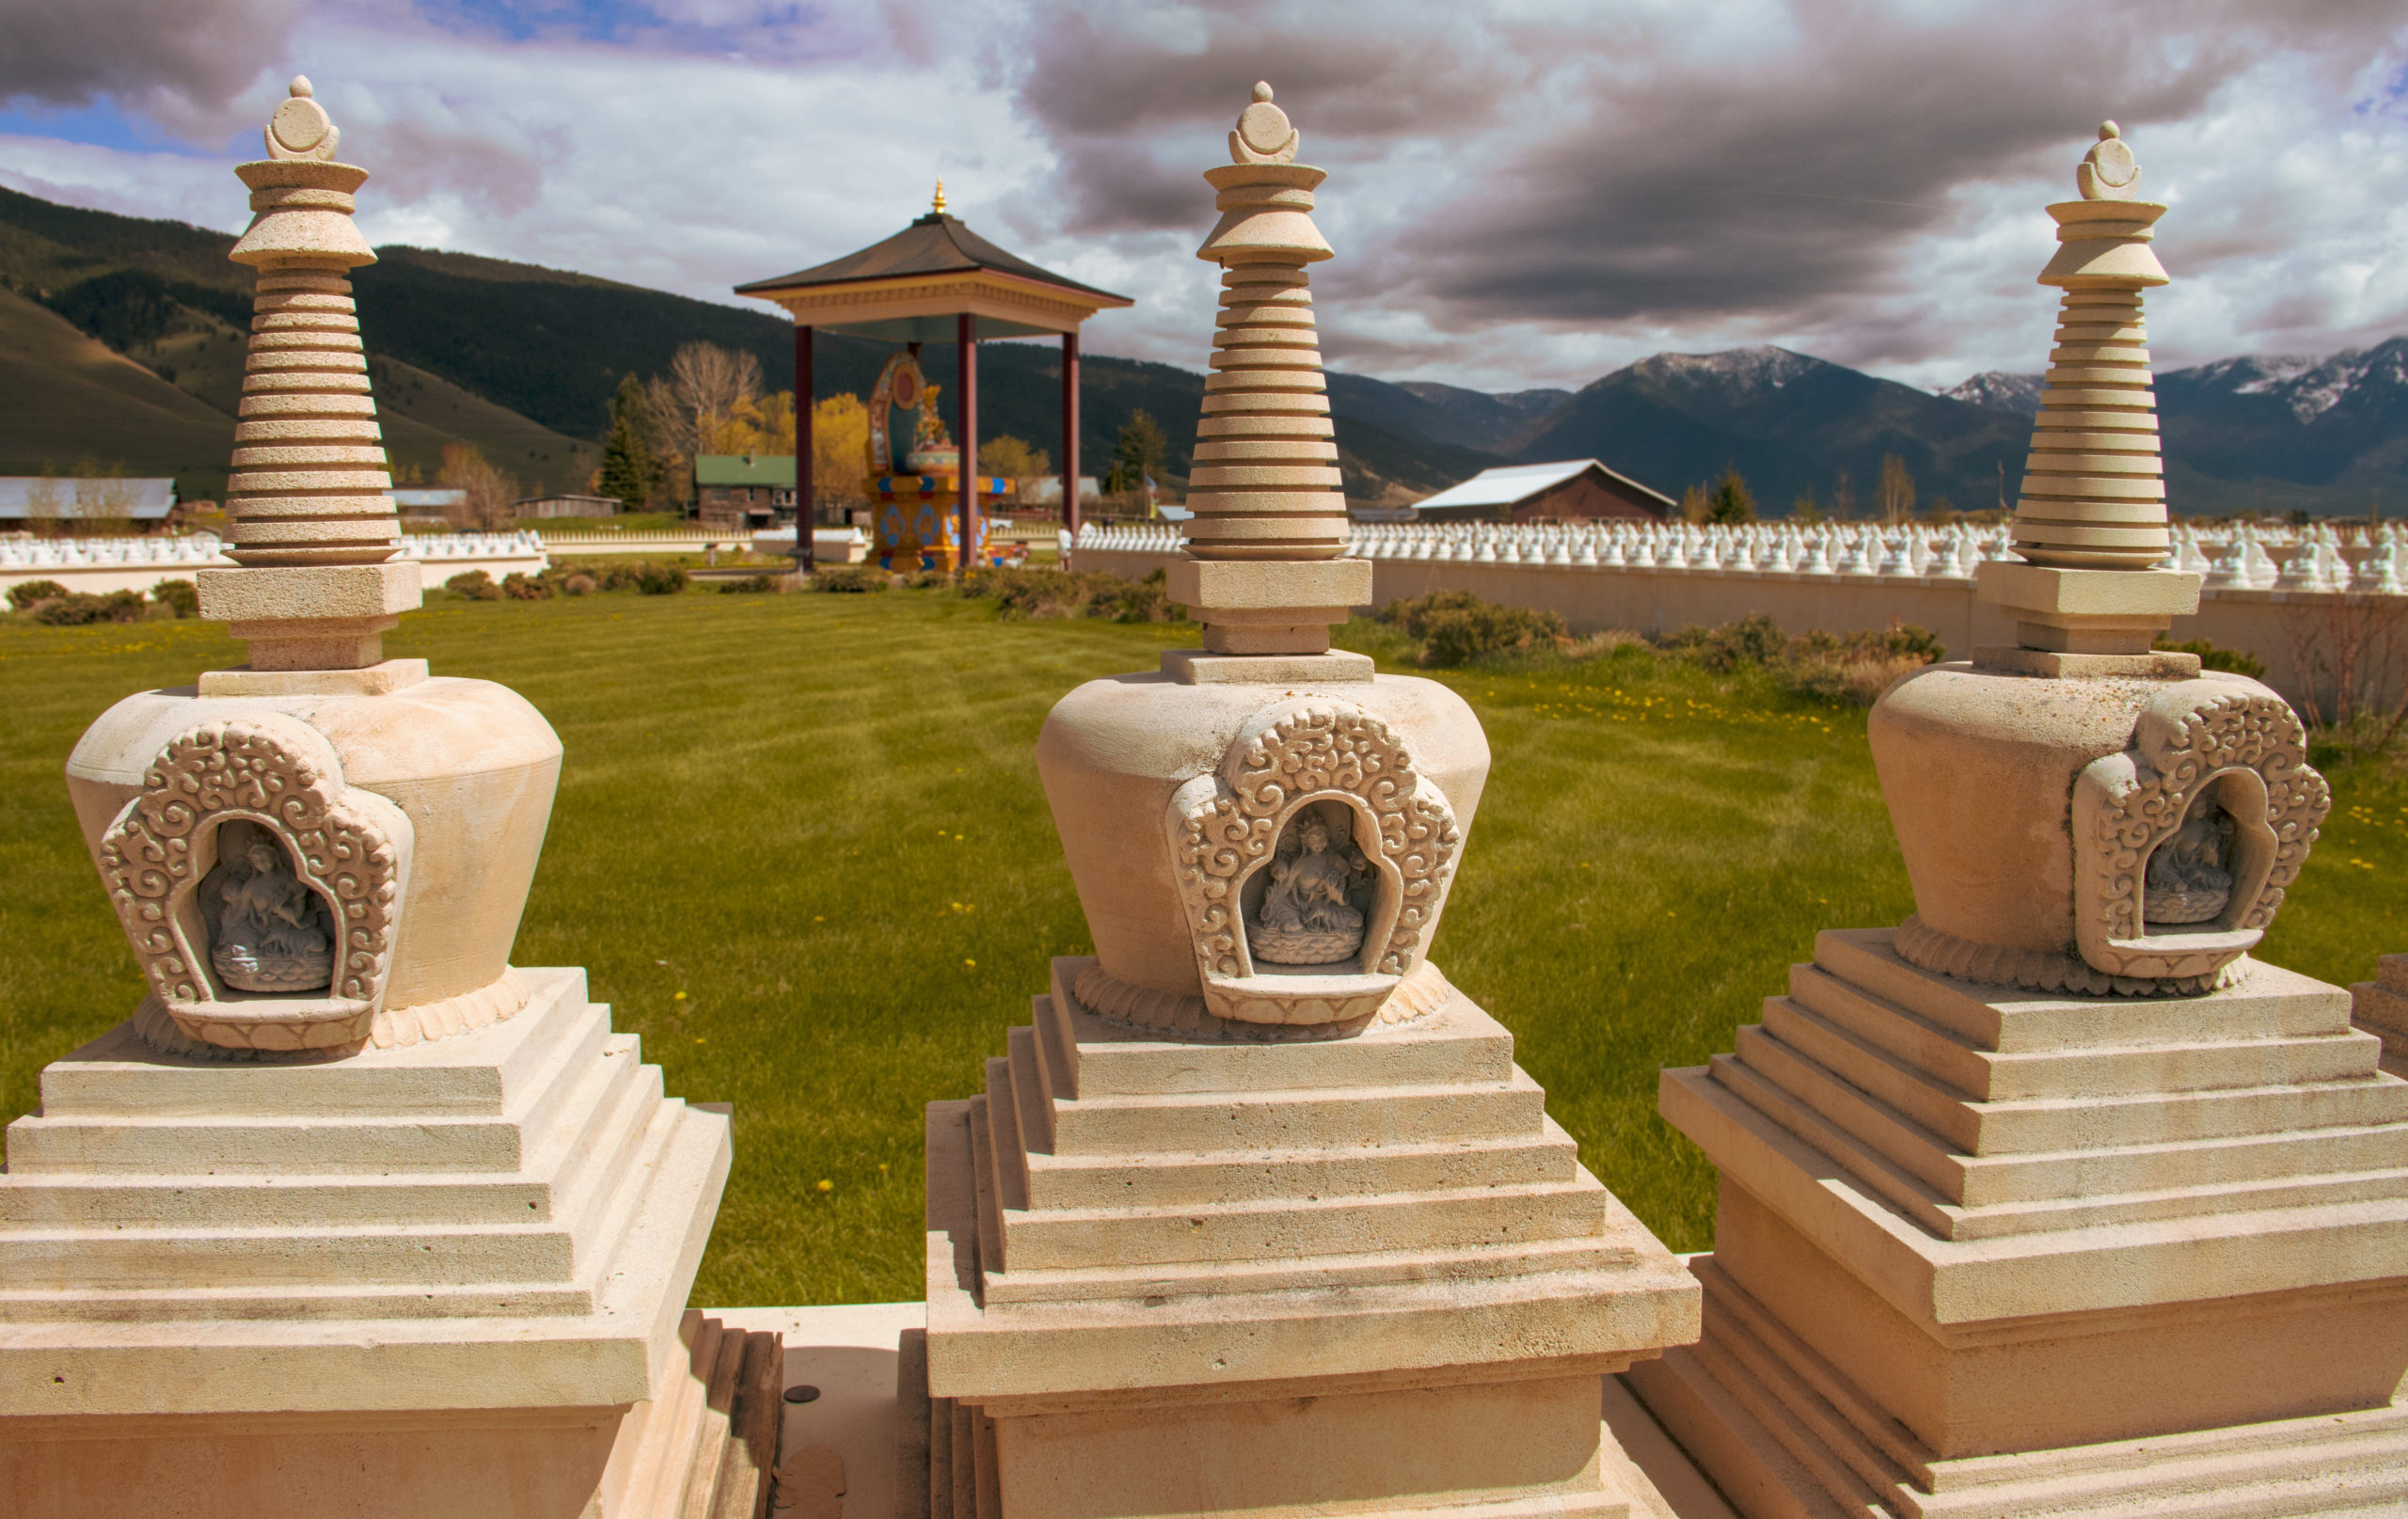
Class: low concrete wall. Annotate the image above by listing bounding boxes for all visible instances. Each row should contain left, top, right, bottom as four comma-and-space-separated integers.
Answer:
745, 529, 873, 564
541, 529, 760, 558
1, 535, 548, 600
1072, 549, 2400, 712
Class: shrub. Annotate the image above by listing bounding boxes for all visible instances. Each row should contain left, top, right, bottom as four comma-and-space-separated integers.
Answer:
632, 562, 689, 595
150, 578, 199, 617
1105, 569, 1182, 624
1565, 629, 1645, 658
1658, 614, 1945, 706
545, 559, 691, 594
1379, 590, 1567, 667
1659, 613, 1786, 672
33, 590, 146, 626
2154, 636, 2267, 679
814, 565, 889, 593
1779, 621, 1944, 681
720, 574, 782, 593
501, 572, 551, 600
445, 569, 501, 601
1782, 651, 1933, 706
8, 578, 68, 611
956, 566, 1186, 623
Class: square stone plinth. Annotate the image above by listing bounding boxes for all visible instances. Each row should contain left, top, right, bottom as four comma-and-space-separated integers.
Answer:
1627, 929, 2408, 1515
198, 559, 422, 623
0, 968, 735, 1519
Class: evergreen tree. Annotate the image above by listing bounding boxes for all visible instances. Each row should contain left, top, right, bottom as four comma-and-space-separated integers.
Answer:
1708, 466, 1757, 524
596, 373, 654, 512
1112, 409, 1170, 514
1115, 410, 1168, 489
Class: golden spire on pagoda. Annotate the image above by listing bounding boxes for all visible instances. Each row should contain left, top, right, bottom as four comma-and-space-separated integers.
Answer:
931, 179, 946, 214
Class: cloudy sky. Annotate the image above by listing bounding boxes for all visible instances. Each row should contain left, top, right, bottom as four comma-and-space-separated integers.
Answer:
3, 0, 2404, 394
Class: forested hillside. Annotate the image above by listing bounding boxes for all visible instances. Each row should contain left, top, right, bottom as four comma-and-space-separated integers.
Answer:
3, 182, 2399, 517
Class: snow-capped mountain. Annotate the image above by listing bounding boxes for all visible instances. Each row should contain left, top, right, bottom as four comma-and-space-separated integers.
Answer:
1940, 372, 2042, 416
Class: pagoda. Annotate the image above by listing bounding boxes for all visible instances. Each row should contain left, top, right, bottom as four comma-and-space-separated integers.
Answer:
736, 186, 1132, 571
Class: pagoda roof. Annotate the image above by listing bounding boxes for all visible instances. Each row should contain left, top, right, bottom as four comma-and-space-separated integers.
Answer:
735, 212, 1132, 342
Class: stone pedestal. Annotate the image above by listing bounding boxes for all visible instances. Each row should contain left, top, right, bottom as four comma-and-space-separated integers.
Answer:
922, 957, 1697, 1519
912, 80, 1698, 1519
0, 969, 735, 1517
0, 76, 756, 1517
1627, 929, 2408, 1515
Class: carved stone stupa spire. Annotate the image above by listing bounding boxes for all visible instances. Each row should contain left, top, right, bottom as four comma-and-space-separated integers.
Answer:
2011, 121, 2173, 571
198, 75, 420, 672
1168, 83, 1370, 657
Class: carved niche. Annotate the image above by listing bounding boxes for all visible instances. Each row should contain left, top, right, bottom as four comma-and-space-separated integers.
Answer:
99, 714, 413, 1053
2072, 681, 2328, 987
1167, 701, 1462, 1025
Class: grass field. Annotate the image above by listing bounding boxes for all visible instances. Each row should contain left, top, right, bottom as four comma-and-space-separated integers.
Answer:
3, 589, 2402, 1308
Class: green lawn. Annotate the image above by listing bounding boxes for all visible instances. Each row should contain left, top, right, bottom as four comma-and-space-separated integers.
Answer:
3, 590, 2402, 1308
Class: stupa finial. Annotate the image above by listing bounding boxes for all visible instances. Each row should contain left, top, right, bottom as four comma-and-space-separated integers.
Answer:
1169, 81, 1364, 657
932, 178, 946, 214
198, 73, 419, 671
2004, 119, 2172, 572
2077, 119, 2139, 200
1229, 80, 1298, 165
265, 74, 341, 162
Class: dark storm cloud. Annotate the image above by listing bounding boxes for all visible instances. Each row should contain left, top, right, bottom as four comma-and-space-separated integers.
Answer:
1383, 11, 2230, 329
0, 0, 306, 125
996, 0, 2408, 373
1010, 6, 1518, 237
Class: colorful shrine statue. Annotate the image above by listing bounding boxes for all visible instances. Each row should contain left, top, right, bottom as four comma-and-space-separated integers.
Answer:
866, 351, 949, 475
863, 348, 1012, 571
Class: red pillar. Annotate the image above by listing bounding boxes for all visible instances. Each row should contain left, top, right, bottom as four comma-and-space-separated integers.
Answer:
794, 323, 814, 573
958, 312, 978, 573
1061, 328, 1081, 556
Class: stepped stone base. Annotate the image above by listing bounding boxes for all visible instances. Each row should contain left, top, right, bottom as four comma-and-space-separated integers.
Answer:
919, 957, 1698, 1519
1627, 1259, 2408, 1518
2353, 955, 2408, 1080
0, 968, 736, 1518
1628, 929, 2408, 1517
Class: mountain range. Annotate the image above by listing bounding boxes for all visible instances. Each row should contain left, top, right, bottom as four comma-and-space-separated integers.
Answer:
2, 182, 2400, 517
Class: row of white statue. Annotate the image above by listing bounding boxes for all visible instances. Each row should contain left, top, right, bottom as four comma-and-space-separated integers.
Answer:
0, 529, 547, 571
1079, 515, 2408, 593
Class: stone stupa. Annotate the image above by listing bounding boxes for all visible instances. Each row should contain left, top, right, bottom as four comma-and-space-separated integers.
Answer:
0, 78, 757, 1519
911, 82, 1699, 1519
1625, 123, 2408, 1516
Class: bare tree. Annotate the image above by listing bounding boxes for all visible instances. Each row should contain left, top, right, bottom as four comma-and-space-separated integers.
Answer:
438, 444, 517, 532
633, 343, 764, 513
2282, 593, 2408, 759
74, 469, 137, 536
23, 471, 62, 538
1877, 453, 1917, 526
667, 342, 761, 455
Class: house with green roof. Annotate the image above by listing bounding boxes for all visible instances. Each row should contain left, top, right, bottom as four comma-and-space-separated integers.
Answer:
693, 454, 797, 530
